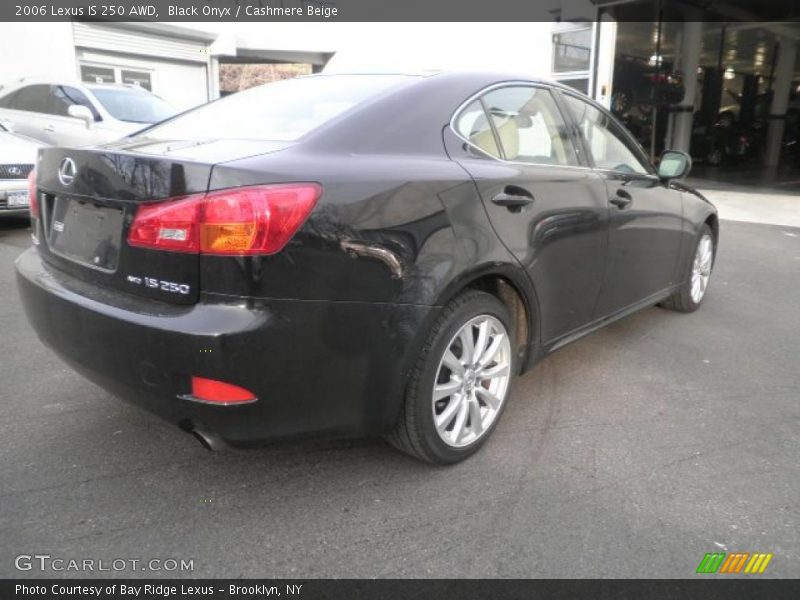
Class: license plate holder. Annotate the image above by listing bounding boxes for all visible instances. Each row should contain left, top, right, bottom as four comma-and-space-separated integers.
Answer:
7, 191, 29, 207
49, 196, 124, 271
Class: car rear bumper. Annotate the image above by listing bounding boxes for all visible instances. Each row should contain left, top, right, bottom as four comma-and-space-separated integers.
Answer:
15, 247, 435, 446
0, 208, 29, 216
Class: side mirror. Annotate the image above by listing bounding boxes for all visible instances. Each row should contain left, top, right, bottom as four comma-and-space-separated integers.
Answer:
67, 104, 94, 128
658, 150, 691, 181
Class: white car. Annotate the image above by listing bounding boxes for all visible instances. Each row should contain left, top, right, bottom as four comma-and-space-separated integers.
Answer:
0, 122, 42, 216
0, 80, 177, 148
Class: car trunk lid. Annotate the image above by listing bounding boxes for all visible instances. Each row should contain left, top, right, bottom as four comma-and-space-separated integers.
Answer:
33, 140, 291, 304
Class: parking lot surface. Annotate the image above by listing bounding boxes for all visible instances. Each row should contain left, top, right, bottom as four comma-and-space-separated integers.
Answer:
1, 211, 798, 578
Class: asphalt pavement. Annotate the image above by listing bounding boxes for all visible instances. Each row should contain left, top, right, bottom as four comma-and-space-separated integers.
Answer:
0, 211, 798, 579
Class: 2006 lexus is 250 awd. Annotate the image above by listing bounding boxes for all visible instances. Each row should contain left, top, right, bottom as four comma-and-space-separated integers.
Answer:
16, 72, 718, 464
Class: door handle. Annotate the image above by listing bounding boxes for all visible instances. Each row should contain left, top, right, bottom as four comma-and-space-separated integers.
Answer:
609, 188, 632, 209
491, 186, 534, 213
43, 125, 55, 132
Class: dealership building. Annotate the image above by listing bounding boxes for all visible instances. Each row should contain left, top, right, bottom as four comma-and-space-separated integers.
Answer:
550, 0, 800, 173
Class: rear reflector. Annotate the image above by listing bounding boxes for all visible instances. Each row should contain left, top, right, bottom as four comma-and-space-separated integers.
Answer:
27, 169, 39, 217
128, 183, 322, 255
191, 376, 256, 404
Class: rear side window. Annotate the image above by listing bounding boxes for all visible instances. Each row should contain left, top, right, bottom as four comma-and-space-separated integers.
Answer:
454, 100, 501, 158
0, 90, 16, 108
7, 85, 51, 113
138, 75, 416, 142
482, 86, 578, 165
455, 86, 578, 166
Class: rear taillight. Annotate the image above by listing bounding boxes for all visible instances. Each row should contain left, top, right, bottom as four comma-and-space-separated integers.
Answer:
128, 194, 202, 253
191, 376, 256, 404
128, 183, 322, 255
27, 169, 39, 218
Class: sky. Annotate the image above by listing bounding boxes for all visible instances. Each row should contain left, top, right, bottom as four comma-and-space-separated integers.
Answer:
175, 22, 554, 75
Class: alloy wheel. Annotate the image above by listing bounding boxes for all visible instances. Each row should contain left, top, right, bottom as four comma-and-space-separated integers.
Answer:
431, 315, 512, 448
691, 233, 714, 304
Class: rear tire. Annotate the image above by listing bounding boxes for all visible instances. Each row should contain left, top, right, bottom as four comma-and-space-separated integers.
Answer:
387, 290, 516, 464
660, 224, 715, 313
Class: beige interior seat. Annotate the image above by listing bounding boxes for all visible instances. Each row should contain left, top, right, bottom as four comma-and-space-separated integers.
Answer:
469, 126, 499, 157
469, 115, 520, 160
493, 117, 519, 160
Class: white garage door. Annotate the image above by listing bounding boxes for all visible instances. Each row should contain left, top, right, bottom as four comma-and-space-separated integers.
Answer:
76, 50, 209, 112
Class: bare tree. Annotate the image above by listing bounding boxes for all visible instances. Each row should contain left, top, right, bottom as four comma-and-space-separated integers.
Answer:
219, 63, 312, 93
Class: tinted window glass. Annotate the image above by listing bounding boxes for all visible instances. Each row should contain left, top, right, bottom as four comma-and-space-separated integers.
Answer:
50, 86, 101, 120
480, 86, 578, 166
0, 90, 17, 109
563, 94, 650, 174
454, 100, 501, 158
90, 87, 176, 124
8, 85, 51, 113
139, 75, 415, 142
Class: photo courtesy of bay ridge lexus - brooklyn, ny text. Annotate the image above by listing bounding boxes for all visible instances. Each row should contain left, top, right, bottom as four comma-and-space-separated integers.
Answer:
0, 0, 798, 598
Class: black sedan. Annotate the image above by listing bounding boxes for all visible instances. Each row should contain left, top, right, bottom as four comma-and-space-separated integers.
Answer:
16, 73, 718, 464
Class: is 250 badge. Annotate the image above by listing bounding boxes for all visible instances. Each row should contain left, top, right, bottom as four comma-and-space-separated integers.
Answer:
126, 275, 190, 295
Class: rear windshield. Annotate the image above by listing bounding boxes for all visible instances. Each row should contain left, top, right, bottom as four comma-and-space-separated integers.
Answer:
136, 75, 415, 142
91, 88, 177, 124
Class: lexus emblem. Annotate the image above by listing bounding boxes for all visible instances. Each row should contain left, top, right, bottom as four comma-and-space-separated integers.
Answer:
58, 157, 77, 186
8, 166, 22, 176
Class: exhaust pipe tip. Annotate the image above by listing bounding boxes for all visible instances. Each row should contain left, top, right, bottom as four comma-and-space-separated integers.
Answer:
180, 420, 227, 451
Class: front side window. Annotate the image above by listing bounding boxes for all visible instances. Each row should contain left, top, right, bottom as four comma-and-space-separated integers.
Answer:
479, 86, 578, 166
90, 87, 176, 124
49, 86, 101, 121
562, 94, 650, 175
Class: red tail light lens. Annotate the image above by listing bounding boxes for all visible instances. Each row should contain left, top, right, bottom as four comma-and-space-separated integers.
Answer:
128, 183, 321, 255
27, 169, 39, 217
191, 376, 256, 404
128, 195, 202, 253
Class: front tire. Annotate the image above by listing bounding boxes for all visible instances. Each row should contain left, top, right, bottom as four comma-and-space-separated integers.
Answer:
387, 291, 516, 464
660, 224, 715, 313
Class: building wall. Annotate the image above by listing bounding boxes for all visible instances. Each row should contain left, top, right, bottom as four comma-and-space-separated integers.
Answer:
75, 49, 209, 111
0, 23, 77, 83
0, 23, 211, 111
